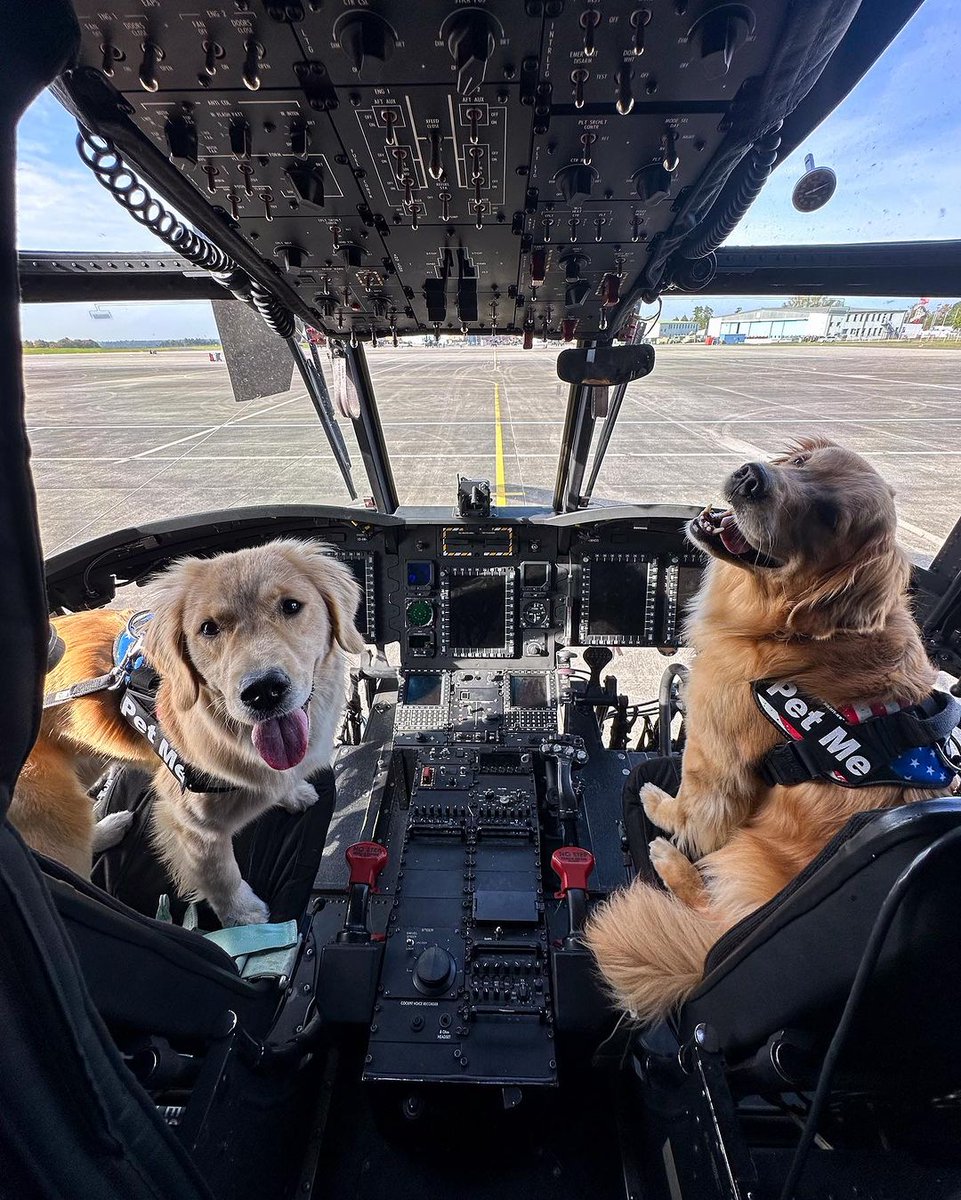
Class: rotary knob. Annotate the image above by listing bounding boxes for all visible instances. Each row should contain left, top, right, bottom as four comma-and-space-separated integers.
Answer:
634, 161, 672, 205
445, 8, 498, 96
336, 11, 397, 81
689, 4, 755, 79
412, 945, 457, 995
554, 162, 597, 203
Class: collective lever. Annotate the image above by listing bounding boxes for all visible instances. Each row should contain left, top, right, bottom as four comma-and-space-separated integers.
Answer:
551, 846, 595, 946
338, 841, 389, 943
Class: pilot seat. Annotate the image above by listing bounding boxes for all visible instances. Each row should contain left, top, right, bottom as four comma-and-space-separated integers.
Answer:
619, 756, 961, 1196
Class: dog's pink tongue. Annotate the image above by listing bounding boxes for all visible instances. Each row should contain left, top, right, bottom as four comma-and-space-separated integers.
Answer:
251, 708, 309, 770
719, 514, 752, 556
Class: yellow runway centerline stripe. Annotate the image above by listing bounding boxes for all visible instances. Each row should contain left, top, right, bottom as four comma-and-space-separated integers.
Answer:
493, 380, 507, 506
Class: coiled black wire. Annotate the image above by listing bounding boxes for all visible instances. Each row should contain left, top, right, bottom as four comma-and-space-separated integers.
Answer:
76, 126, 296, 337
251, 281, 296, 339
680, 122, 783, 262
77, 127, 236, 272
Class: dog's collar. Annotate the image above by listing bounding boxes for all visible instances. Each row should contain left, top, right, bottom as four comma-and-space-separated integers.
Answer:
752, 678, 961, 789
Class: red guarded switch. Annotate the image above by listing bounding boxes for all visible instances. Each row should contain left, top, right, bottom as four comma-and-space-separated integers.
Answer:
345, 841, 389, 889
551, 846, 595, 898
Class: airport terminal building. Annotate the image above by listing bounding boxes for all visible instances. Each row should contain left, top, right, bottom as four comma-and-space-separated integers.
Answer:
705, 306, 909, 343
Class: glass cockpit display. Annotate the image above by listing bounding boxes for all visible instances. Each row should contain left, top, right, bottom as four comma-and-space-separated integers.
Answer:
509, 673, 549, 709
579, 556, 654, 645
405, 673, 444, 706
442, 569, 513, 657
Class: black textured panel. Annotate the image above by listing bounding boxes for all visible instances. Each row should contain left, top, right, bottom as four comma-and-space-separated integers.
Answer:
67, 0, 794, 340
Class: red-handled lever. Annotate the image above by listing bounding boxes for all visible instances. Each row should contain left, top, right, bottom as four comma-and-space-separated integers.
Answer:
552, 846, 595, 898
551, 846, 595, 947
346, 841, 389, 889
339, 841, 388, 943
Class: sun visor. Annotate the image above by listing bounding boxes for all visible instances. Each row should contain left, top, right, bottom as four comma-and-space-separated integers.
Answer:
212, 299, 295, 403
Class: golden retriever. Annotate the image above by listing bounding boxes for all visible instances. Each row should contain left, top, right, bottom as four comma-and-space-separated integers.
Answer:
12, 539, 363, 926
586, 437, 955, 1024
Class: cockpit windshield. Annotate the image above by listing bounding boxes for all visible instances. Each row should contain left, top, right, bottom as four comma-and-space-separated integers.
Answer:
15, 0, 961, 561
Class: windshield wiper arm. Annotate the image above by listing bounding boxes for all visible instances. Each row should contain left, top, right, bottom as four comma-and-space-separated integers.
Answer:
287, 337, 358, 502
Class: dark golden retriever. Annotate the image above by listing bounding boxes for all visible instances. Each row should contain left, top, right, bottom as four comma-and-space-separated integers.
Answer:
586, 437, 955, 1023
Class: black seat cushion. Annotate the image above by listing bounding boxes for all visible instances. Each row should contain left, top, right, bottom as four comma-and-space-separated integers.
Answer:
92, 766, 336, 926
680, 798, 961, 1085
38, 853, 279, 1042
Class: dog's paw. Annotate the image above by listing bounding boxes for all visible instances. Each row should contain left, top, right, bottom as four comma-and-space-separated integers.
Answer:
277, 780, 319, 814
648, 837, 706, 906
219, 881, 270, 927
640, 783, 679, 832
91, 810, 134, 854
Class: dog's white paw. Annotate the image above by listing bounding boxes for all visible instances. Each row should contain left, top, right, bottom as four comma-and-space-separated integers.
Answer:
640, 782, 678, 831
277, 780, 318, 814
91, 810, 134, 853
219, 881, 270, 927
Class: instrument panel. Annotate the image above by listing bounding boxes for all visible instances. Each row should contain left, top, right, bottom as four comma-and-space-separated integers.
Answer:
46, 504, 706, 662
320, 510, 705, 664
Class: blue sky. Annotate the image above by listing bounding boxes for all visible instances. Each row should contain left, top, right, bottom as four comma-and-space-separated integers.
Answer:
16, 0, 960, 337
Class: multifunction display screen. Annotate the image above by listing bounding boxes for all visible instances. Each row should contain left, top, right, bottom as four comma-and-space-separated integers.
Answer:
405, 673, 444, 705
509, 674, 549, 708
580, 557, 651, 644
445, 571, 511, 655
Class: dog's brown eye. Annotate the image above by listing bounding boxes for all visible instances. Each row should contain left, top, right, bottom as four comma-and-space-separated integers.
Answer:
793, 456, 807, 467
280, 598, 303, 616
199, 619, 220, 637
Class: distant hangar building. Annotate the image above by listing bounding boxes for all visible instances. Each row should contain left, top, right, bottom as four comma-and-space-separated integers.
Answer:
705, 306, 908, 343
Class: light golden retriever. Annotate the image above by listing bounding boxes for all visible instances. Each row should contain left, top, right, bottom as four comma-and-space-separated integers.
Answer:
12, 539, 363, 926
586, 437, 954, 1023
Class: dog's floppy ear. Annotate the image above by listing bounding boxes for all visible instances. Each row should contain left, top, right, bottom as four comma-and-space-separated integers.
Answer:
297, 542, 366, 654
143, 561, 203, 709
786, 535, 909, 640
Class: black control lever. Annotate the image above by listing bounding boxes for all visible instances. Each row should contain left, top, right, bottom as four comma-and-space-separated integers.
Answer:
542, 740, 587, 839
582, 645, 613, 691
551, 847, 595, 947
338, 841, 388, 943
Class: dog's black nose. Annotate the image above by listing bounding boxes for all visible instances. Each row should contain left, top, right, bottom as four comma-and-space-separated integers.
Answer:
729, 461, 769, 500
240, 669, 291, 714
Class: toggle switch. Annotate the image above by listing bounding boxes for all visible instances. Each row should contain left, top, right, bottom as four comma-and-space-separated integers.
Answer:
579, 8, 601, 56
529, 247, 546, 288
615, 60, 634, 115
229, 116, 252, 160
242, 38, 264, 91
164, 111, 197, 164
289, 119, 310, 158
138, 40, 164, 92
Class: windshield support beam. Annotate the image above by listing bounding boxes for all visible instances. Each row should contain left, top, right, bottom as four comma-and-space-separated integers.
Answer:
343, 343, 399, 514
552, 367, 597, 514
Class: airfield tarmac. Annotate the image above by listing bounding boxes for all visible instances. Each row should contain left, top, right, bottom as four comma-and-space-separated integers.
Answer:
23, 343, 961, 564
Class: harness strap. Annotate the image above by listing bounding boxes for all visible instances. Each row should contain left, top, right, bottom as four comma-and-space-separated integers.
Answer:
43, 609, 236, 795
753, 678, 961, 790
43, 667, 125, 709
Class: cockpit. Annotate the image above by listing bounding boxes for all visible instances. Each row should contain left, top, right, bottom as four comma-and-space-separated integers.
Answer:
5, 2, 961, 1199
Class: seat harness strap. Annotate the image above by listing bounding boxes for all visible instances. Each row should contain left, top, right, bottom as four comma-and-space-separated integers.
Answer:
43, 611, 235, 794
753, 677, 961, 789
